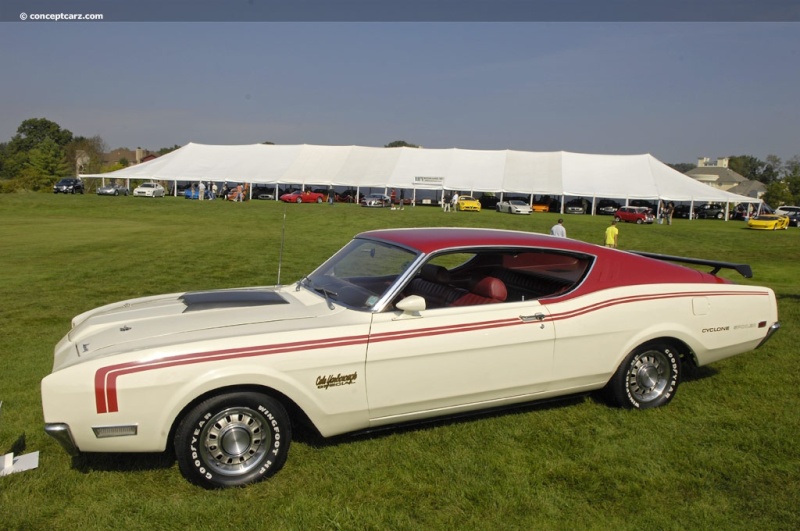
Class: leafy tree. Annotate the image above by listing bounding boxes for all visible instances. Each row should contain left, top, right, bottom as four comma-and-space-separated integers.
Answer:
157, 144, 182, 155
100, 161, 126, 173
762, 180, 793, 207
118, 157, 130, 167
667, 162, 696, 173
727, 155, 762, 181
8, 118, 73, 153
385, 140, 419, 148
16, 137, 71, 191
65, 135, 107, 175
783, 155, 800, 179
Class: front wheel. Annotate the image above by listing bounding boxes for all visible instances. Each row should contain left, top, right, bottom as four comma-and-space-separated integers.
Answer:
296, 197, 303, 203
716, 212, 724, 219
636, 218, 643, 224
174, 392, 292, 489
607, 342, 680, 409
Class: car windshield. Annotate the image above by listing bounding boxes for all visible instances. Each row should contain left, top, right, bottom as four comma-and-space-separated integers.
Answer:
303, 238, 417, 310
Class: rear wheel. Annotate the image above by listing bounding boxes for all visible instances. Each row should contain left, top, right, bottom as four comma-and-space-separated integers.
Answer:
614, 216, 621, 222
174, 392, 291, 489
608, 342, 680, 409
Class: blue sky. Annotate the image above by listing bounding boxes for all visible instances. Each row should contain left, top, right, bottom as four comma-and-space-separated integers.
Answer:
1, 20, 798, 164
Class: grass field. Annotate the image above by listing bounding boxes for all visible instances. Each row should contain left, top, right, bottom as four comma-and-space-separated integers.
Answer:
1, 193, 798, 530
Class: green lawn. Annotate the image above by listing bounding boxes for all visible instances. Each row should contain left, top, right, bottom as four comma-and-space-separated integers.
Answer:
1, 193, 798, 529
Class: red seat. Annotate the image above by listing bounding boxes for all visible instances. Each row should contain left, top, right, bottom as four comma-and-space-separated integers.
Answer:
452, 277, 507, 306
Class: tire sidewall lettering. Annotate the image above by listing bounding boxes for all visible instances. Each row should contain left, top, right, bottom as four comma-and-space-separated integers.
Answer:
623, 346, 678, 409
180, 396, 289, 487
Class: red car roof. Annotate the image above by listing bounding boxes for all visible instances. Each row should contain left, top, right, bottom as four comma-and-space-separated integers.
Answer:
358, 227, 730, 293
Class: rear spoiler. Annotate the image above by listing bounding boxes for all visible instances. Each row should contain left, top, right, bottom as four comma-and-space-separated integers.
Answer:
630, 251, 753, 278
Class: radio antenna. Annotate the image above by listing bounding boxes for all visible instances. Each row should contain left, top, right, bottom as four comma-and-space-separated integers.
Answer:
276, 206, 287, 287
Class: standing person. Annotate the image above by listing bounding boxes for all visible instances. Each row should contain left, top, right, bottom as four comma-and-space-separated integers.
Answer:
550, 218, 567, 238
235, 183, 243, 202
605, 220, 619, 248
451, 192, 459, 212
442, 192, 451, 212
666, 201, 674, 225
198, 181, 205, 201
211, 182, 218, 200
221, 182, 229, 200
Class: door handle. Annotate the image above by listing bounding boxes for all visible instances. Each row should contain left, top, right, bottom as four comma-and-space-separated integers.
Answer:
520, 313, 546, 322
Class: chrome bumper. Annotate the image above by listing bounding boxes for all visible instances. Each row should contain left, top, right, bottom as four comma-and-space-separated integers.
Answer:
44, 423, 80, 456
756, 321, 781, 349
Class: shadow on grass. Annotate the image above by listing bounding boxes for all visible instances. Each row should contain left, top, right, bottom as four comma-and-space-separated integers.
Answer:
294, 394, 588, 448
72, 451, 175, 474
4, 432, 27, 456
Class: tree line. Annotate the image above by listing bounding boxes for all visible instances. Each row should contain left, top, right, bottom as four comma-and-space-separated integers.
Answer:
1, 118, 798, 207
0, 118, 180, 193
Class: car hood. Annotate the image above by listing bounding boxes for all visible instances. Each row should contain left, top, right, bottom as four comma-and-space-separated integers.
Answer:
53, 285, 336, 371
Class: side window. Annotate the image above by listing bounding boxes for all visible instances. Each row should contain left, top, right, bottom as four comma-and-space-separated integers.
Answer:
398, 249, 591, 309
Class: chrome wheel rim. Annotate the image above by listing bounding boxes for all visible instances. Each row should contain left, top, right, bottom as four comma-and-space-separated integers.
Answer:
200, 407, 269, 477
627, 350, 670, 403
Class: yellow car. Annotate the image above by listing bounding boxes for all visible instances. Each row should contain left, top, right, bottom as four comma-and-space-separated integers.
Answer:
747, 214, 790, 230
457, 195, 481, 212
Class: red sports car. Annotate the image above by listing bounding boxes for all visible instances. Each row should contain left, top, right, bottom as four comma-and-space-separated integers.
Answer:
614, 206, 655, 224
280, 190, 326, 203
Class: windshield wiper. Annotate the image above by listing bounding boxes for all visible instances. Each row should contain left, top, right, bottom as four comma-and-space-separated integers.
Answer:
299, 276, 337, 310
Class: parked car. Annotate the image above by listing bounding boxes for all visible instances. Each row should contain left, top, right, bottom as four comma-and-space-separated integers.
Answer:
280, 190, 325, 203
495, 200, 532, 215
226, 184, 248, 201
673, 205, 697, 219
251, 185, 275, 200
775, 205, 800, 216
785, 212, 800, 227
614, 206, 655, 224
456, 195, 481, 212
531, 202, 550, 213
597, 200, 620, 216
96, 183, 128, 196
53, 178, 84, 194
41, 227, 779, 489
564, 199, 587, 215
478, 194, 500, 210
747, 214, 790, 230
133, 182, 165, 197
184, 188, 211, 200
696, 203, 727, 219
361, 193, 391, 207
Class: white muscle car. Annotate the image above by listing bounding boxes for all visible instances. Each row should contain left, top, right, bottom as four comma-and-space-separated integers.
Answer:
41, 228, 780, 488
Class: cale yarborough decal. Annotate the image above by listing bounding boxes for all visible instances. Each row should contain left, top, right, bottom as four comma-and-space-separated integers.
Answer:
316, 372, 358, 390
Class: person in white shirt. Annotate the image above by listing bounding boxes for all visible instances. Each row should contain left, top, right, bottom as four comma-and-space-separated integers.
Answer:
550, 218, 567, 237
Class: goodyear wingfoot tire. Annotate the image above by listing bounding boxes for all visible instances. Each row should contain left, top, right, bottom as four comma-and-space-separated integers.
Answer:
175, 392, 291, 489
608, 342, 680, 409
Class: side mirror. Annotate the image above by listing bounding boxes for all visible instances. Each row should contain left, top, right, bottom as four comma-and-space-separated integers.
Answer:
394, 295, 426, 316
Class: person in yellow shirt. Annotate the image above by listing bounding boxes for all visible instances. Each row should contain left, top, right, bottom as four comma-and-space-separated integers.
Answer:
605, 220, 619, 248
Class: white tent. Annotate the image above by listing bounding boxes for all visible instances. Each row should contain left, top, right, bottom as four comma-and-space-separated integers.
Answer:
84, 143, 759, 210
